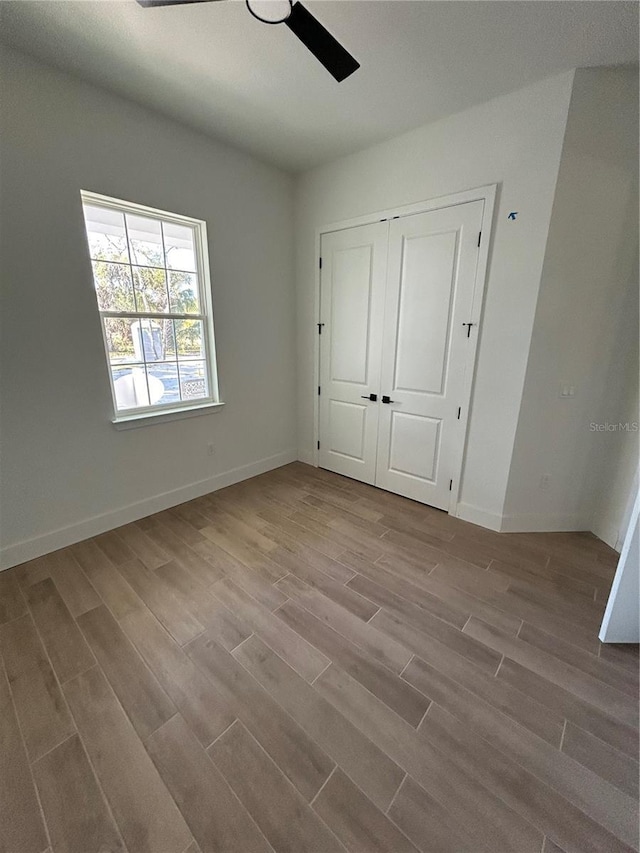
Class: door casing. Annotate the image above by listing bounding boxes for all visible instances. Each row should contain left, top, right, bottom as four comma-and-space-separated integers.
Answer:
312, 184, 497, 516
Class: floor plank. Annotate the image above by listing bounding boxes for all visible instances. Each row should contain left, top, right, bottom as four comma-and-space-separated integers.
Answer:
0, 614, 76, 762
25, 578, 95, 684
0, 569, 27, 625
312, 768, 419, 853
421, 703, 635, 853
71, 539, 144, 620
267, 545, 377, 620
33, 734, 125, 853
264, 533, 355, 584
46, 549, 102, 618
401, 650, 564, 746
349, 557, 471, 629
212, 559, 287, 611
407, 658, 638, 845
371, 554, 523, 633
277, 600, 430, 726
1, 463, 634, 853
464, 617, 638, 726
63, 666, 192, 853
387, 775, 478, 853
352, 573, 504, 673
518, 621, 639, 698
115, 558, 204, 646
0, 660, 49, 853
153, 559, 252, 631
276, 574, 411, 673
77, 605, 176, 740
186, 628, 335, 801
112, 523, 171, 570
208, 720, 346, 853
139, 522, 222, 586
233, 634, 405, 810
315, 664, 542, 853
119, 606, 235, 746
498, 656, 639, 759
561, 721, 639, 799
93, 530, 136, 566
13, 555, 52, 591
212, 577, 330, 681
146, 714, 271, 853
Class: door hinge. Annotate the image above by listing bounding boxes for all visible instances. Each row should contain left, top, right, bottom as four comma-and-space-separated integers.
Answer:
319, 257, 322, 269
317, 440, 320, 450
318, 386, 321, 396
477, 231, 482, 247
457, 407, 461, 420
449, 479, 453, 491
317, 323, 325, 334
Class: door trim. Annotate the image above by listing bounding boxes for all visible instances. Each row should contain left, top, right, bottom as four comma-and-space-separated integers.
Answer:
313, 183, 497, 517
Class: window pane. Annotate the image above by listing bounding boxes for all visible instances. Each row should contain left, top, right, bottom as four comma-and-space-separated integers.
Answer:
130, 318, 176, 362
132, 266, 169, 313
92, 261, 135, 311
146, 362, 181, 406
163, 222, 197, 272
155, 320, 177, 360
168, 271, 200, 314
127, 214, 164, 267
83, 205, 129, 262
104, 318, 137, 364
112, 365, 150, 410
179, 360, 208, 401
175, 319, 204, 360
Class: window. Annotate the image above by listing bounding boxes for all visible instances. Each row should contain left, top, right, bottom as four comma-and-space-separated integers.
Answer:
81, 191, 220, 423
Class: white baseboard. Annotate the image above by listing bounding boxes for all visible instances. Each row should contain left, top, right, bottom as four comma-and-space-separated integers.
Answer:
455, 502, 503, 532
297, 449, 317, 466
0, 449, 297, 571
456, 503, 591, 535
499, 512, 589, 533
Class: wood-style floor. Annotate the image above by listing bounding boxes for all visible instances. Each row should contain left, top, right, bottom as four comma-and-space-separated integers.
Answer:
1, 462, 638, 853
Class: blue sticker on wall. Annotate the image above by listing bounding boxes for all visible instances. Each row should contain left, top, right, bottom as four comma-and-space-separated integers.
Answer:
508, 212, 518, 220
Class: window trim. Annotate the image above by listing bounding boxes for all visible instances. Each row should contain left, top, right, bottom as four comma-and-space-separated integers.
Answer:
80, 190, 221, 424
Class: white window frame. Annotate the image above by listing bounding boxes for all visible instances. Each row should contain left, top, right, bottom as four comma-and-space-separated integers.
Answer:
80, 190, 223, 428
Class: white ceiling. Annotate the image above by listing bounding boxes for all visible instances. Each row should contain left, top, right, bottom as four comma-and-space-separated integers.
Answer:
1, 0, 637, 172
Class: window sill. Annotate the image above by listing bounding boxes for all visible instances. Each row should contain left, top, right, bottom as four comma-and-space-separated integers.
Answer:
112, 401, 225, 430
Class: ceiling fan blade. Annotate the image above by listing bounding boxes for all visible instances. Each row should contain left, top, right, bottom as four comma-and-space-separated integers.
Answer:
137, 0, 221, 8
284, 2, 359, 82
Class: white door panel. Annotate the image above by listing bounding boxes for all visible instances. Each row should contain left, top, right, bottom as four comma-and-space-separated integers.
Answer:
388, 411, 441, 481
318, 222, 388, 483
376, 201, 484, 508
328, 400, 368, 461
393, 230, 458, 395
329, 246, 373, 384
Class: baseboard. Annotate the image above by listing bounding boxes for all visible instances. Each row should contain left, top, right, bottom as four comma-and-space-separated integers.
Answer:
455, 503, 591, 534
455, 502, 503, 532
297, 449, 317, 466
0, 449, 297, 571
499, 512, 589, 533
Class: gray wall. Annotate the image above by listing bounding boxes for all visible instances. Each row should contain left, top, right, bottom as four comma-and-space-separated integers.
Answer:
505, 67, 639, 543
294, 73, 574, 529
0, 47, 297, 567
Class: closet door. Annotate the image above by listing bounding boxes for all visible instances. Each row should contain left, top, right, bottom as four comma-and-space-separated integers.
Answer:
318, 222, 388, 483
375, 200, 484, 509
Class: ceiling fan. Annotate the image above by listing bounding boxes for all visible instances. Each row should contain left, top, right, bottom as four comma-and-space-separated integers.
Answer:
136, 0, 360, 82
